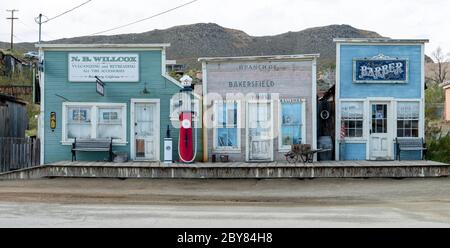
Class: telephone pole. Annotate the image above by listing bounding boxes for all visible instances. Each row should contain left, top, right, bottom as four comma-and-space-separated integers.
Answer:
6, 9, 18, 50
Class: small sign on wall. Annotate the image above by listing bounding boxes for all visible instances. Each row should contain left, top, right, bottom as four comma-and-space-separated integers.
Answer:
353, 54, 408, 83
50, 112, 56, 131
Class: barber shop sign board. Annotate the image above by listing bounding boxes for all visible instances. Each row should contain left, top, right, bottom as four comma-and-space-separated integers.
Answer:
353, 54, 408, 83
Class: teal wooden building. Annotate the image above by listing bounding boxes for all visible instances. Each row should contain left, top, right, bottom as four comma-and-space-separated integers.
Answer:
37, 44, 202, 164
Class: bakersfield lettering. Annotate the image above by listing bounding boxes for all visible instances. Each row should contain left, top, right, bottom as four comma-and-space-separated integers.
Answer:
228, 80, 275, 88
359, 62, 404, 80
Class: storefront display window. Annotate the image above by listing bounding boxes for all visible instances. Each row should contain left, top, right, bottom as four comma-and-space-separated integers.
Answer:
280, 102, 302, 149
341, 102, 364, 138
397, 102, 419, 137
214, 101, 239, 149
67, 107, 91, 139
63, 103, 126, 143
98, 107, 123, 139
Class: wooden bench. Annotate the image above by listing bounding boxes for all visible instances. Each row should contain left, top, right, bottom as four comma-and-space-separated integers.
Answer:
395, 137, 427, 161
71, 138, 113, 162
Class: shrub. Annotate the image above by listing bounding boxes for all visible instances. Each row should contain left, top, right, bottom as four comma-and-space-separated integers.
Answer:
427, 134, 450, 163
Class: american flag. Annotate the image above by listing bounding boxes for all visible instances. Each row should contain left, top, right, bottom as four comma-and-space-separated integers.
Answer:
340, 125, 346, 140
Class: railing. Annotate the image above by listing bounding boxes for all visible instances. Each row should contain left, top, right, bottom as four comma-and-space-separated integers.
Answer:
0, 137, 40, 173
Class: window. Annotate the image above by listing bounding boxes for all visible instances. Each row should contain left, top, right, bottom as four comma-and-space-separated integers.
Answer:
397, 102, 419, 137
280, 101, 302, 149
371, 104, 388, 134
341, 102, 364, 138
62, 103, 127, 144
67, 107, 91, 139
97, 107, 123, 139
214, 101, 239, 150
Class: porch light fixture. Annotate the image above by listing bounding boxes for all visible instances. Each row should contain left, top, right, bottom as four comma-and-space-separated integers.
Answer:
142, 82, 150, 94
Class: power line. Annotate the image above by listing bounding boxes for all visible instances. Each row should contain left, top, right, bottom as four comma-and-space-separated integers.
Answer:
89, 0, 200, 36
42, 0, 92, 24
18, 19, 58, 40
35, 0, 92, 44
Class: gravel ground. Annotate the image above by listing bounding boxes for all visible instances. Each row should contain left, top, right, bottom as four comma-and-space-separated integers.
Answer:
0, 178, 449, 227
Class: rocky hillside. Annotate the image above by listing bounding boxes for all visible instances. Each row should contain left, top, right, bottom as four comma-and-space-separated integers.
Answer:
0, 23, 386, 68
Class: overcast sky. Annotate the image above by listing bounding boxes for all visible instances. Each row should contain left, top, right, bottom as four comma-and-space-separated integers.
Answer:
1, 0, 449, 56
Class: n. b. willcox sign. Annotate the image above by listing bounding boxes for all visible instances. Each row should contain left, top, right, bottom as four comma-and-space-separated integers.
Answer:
353, 54, 408, 83
68, 53, 139, 82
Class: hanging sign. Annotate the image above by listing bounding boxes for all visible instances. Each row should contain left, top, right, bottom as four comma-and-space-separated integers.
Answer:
68, 53, 139, 82
95, 76, 105, 96
353, 54, 408, 83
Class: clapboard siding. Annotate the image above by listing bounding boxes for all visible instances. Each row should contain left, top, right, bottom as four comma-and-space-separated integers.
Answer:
43, 50, 202, 163
0, 96, 27, 138
337, 42, 425, 161
204, 59, 315, 162
340, 45, 422, 99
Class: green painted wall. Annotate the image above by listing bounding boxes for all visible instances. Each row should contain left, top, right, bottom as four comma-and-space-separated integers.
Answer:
43, 49, 202, 163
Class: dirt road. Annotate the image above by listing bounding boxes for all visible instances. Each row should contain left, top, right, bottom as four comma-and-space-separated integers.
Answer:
0, 178, 449, 227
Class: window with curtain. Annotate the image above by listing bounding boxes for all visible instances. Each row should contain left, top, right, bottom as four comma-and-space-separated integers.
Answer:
341, 102, 364, 138
215, 101, 239, 149
67, 106, 92, 139
280, 102, 302, 148
97, 107, 123, 140
63, 103, 126, 143
397, 102, 419, 137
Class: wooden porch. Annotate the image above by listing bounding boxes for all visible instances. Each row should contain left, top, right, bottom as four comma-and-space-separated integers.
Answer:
0, 160, 448, 180
50, 160, 446, 168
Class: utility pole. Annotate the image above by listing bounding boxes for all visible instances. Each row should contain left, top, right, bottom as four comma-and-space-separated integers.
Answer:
6, 9, 18, 50
37, 13, 42, 44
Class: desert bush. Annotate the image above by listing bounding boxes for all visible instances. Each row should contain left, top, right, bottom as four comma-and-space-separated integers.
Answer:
427, 133, 450, 163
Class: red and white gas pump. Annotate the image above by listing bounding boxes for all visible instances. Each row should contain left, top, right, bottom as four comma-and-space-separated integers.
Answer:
178, 75, 197, 163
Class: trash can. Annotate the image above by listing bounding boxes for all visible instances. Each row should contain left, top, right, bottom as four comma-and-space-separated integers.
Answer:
318, 136, 333, 161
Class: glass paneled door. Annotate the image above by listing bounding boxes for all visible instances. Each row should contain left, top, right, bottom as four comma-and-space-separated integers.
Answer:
134, 102, 159, 161
369, 102, 392, 160
247, 101, 273, 162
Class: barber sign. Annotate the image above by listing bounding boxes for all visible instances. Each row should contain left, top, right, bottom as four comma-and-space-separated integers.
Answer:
353, 54, 408, 83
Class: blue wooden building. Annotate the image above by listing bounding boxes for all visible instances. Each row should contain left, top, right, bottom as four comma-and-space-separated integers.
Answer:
36, 44, 202, 164
334, 38, 428, 161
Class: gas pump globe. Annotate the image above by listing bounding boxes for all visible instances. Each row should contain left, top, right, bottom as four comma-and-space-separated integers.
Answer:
180, 74, 193, 88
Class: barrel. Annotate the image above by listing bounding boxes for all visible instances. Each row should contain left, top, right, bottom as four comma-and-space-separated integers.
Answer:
318, 136, 333, 161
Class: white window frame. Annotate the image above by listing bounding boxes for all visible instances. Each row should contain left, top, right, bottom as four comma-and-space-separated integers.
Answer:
212, 100, 241, 152
340, 100, 366, 142
61, 102, 127, 145
395, 100, 421, 138
278, 99, 306, 151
